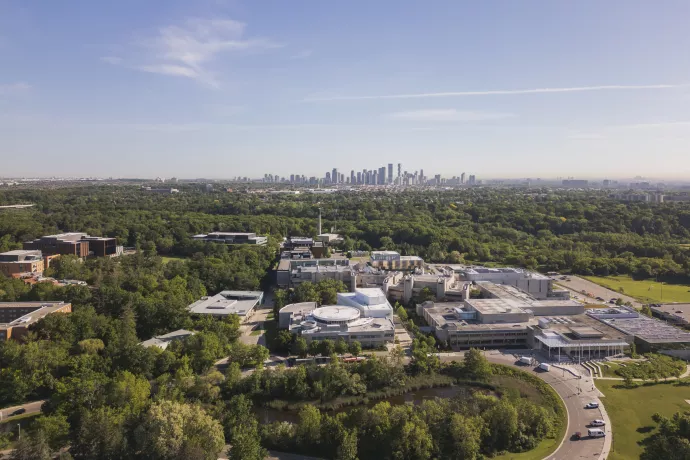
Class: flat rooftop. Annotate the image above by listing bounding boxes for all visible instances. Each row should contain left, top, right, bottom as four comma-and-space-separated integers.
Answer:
280, 302, 318, 314
301, 316, 395, 335
477, 282, 536, 303
596, 315, 690, 344
188, 291, 263, 317
651, 304, 690, 324
0, 250, 41, 256
140, 329, 195, 349
0, 302, 71, 328
463, 266, 550, 280
466, 298, 528, 314
313, 306, 360, 322
42, 232, 88, 240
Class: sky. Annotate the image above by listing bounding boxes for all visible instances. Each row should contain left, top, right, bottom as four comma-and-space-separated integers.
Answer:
2, 0, 690, 179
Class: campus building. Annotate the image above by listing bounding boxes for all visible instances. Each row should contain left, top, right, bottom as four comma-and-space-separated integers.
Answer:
188, 291, 264, 322
276, 258, 353, 289
278, 303, 395, 347
336, 288, 394, 318
24, 233, 122, 257
415, 272, 632, 360
0, 301, 72, 341
140, 329, 195, 350
0, 250, 44, 276
369, 251, 424, 270
394, 274, 469, 303
192, 232, 268, 246
588, 306, 690, 357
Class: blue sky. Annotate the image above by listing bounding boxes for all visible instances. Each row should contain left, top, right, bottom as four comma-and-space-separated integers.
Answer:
2, 0, 690, 179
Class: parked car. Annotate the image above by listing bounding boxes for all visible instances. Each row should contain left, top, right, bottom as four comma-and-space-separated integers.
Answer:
588, 428, 606, 438
590, 419, 606, 427
596, 297, 605, 301
10, 408, 26, 416
585, 402, 599, 409
573, 431, 582, 440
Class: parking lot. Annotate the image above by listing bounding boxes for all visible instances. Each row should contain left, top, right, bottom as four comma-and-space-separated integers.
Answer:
555, 276, 642, 308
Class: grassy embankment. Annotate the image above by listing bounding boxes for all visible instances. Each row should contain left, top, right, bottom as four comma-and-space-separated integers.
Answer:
596, 379, 690, 460
583, 275, 690, 304
160, 255, 188, 264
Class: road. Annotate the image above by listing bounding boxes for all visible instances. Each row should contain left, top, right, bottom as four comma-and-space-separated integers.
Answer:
437, 351, 610, 460
555, 275, 642, 309
0, 400, 44, 422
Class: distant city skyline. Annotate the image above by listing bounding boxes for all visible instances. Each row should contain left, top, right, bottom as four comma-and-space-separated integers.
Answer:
2, 1, 690, 178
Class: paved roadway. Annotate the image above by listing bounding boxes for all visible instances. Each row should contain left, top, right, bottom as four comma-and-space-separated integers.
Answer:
0, 400, 44, 422
437, 351, 610, 460
555, 276, 642, 309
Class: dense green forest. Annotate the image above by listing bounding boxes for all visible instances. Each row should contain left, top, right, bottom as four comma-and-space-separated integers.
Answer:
2, 185, 690, 281
1, 184, 689, 458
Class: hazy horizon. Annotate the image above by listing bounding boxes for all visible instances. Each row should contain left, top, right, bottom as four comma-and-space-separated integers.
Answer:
2, 1, 690, 178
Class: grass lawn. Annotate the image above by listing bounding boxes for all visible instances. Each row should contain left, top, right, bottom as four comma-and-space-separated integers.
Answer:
599, 362, 625, 378
583, 275, 690, 303
596, 379, 690, 460
250, 330, 263, 336
491, 437, 564, 460
0, 412, 39, 426
161, 255, 188, 264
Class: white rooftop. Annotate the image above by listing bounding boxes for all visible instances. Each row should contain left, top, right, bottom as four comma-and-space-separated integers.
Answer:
337, 288, 393, 318
312, 306, 361, 323
188, 291, 263, 317
140, 329, 195, 350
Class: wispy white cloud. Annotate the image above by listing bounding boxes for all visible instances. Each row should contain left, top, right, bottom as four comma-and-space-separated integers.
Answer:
0, 82, 31, 95
567, 133, 605, 140
290, 49, 312, 60
100, 56, 123, 65
112, 122, 335, 132
613, 121, 690, 129
102, 18, 283, 87
306, 84, 686, 102
386, 109, 514, 122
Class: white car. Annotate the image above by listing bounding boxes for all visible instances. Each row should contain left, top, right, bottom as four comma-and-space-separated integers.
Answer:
584, 402, 599, 409
590, 419, 605, 426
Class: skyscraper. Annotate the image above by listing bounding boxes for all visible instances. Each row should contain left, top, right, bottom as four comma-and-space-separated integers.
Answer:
356, 172, 361, 184
332, 168, 338, 184
460, 172, 466, 185
350, 170, 355, 184
388, 164, 393, 184
378, 166, 386, 185
325, 172, 331, 183
397, 163, 402, 181
420, 169, 424, 184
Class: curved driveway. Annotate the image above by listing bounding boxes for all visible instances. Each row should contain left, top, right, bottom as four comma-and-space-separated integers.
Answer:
438, 351, 610, 460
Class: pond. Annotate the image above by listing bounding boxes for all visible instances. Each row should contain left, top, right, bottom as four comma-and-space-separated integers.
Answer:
255, 384, 474, 424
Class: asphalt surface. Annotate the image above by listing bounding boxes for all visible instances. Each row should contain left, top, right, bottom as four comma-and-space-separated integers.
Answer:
555, 276, 642, 308
0, 400, 44, 422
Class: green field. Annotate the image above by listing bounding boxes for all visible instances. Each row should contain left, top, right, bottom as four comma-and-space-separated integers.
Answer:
583, 275, 690, 303
161, 255, 188, 264
596, 380, 690, 460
